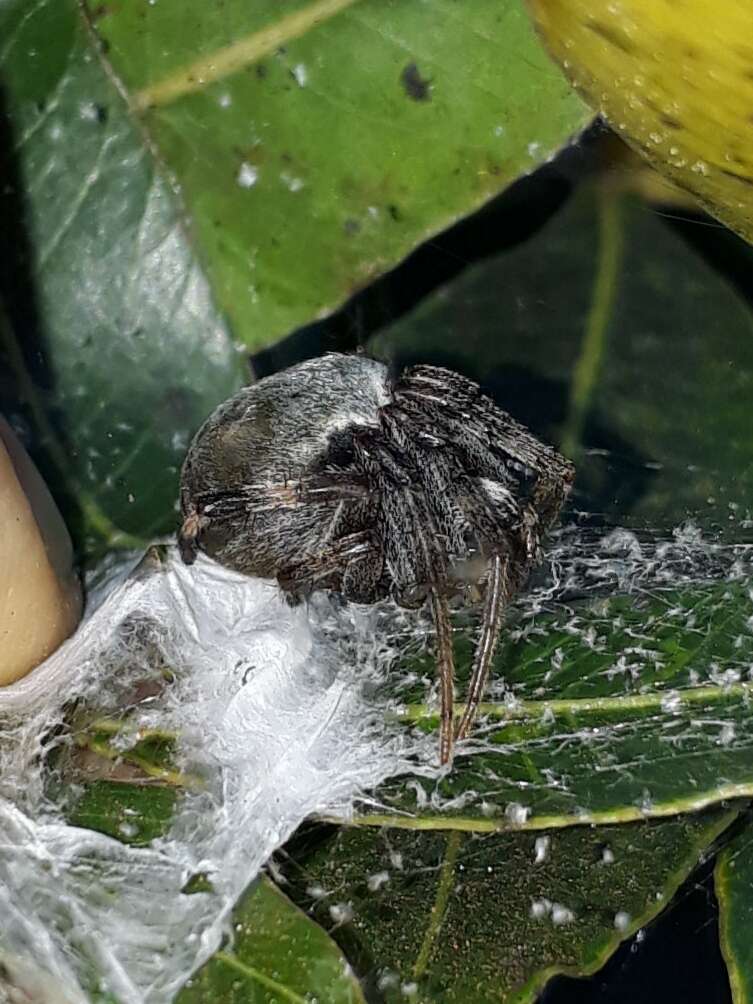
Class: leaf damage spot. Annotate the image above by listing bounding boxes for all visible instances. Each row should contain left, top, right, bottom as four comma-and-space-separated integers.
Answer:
401, 62, 431, 102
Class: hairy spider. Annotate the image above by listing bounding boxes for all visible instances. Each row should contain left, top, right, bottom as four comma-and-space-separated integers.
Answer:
178, 353, 574, 763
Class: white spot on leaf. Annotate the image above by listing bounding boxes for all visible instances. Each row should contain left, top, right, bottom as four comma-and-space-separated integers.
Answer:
237, 163, 258, 188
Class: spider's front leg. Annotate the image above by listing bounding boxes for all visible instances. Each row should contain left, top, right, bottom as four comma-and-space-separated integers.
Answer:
277, 529, 379, 603
517, 458, 575, 567
429, 588, 456, 765
178, 494, 212, 565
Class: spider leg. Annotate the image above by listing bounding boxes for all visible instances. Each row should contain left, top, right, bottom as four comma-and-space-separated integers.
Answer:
378, 406, 530, 760
277, 529, 374, 600
392, 368, 576, 747
397, 365, 574, 569
180, 471, 372, 571
399, 365, 575, 530
189, 471, 369, 520
430, 587, 456, 765
354, 427, 457, 763
455, 552, 514, 740
178, 493, 212, 565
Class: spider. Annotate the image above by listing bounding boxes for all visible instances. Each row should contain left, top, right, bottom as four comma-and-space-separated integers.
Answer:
178, 353, 574, 764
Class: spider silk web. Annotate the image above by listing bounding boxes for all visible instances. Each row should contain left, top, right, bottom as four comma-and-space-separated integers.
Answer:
0, 521, 750, 1003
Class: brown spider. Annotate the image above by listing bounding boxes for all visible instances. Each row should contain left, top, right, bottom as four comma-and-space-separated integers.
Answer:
178, 353, 574, 764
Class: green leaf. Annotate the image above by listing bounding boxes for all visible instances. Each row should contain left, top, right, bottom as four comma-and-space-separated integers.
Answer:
68, 779, 177, 846
369, 185, 753, 527
0, 0, 244, 557
178, 875, 366, 1004
87, 0, 590, 350
282, 811, 734, 1003
716, 821, 753, 1003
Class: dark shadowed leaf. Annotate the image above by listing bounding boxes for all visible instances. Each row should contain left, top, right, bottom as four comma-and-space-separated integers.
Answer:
281, 812, 734, 1003
370, 186, 753, 528
717, 822, 753, 1003
0, 0, 245, 558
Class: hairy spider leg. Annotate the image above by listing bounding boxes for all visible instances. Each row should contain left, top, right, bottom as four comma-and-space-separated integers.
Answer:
455, 552, 513, 740
277, 529, 375, 600
178, 504, 212, 565
405, 366, 574, 541
354, 425, 458, 763
430, 588, 456, 764
391, 403, 526, 742
394, 366, 573, 748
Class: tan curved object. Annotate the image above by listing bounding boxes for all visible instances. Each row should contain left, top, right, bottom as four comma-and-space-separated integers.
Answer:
529, 0, 753, 243
0, 418, 82, 684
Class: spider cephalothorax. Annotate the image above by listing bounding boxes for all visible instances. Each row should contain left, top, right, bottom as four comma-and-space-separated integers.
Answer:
178, 353, 574, 763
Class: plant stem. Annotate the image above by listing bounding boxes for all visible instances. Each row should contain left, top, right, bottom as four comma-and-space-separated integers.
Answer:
75, 734, 198, 789
561, 187, 624, 459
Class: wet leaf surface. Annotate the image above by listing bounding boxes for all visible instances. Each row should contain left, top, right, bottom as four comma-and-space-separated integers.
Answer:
88, 0, 590, 350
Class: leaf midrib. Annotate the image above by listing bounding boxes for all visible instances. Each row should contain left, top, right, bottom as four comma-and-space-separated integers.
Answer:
120, 0, 364, 110
336, 783, 753, 833
215, 952, 307, 1004
398, 678, 753, 726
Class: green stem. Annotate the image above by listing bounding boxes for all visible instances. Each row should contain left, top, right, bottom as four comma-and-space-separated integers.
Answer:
76, 735, 198, 789
562, 187, 624, 459
86, 717, 178, 742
